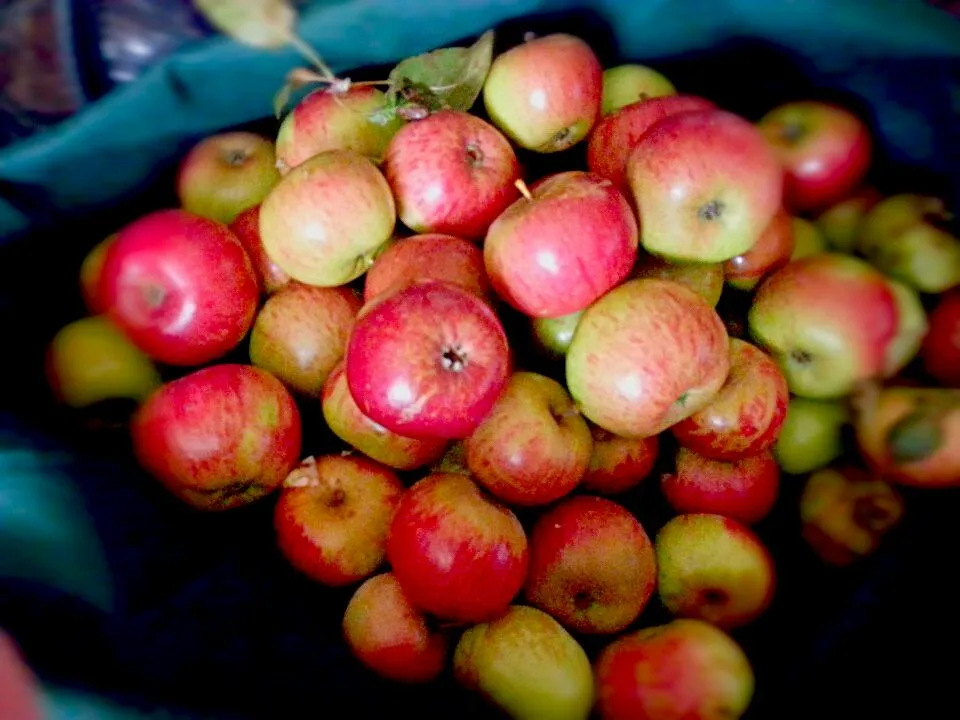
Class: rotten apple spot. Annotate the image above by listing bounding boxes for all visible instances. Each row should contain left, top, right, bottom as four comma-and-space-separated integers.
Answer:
440, 346, 468, 372
698, 200, 725, 222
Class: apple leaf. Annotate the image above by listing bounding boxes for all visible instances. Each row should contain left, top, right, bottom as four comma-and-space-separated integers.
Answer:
885, 410, 942, 465
193, 0, 297, 49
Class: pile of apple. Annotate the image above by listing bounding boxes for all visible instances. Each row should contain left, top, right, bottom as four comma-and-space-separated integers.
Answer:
44, 28, 960, 720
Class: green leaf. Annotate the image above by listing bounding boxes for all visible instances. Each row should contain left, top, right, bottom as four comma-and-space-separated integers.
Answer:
885, 410, 943, 464
193, 0, 297, 49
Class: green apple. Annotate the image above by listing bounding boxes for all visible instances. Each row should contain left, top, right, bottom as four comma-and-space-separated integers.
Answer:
814, 187, 882, 253
790, 217, 828, 260
882, 277, 929, 377
600, 63, 677, 115
531, 310, 584, 358
632, 252, 724, 307
453, 604, 594, 720
773, 397, 850, 475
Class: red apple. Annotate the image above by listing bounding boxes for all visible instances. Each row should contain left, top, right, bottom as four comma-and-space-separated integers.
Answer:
363, 233, 492, 305
523, 495, 657, 634
671, 338, 789, 461
322, 361, 449, 471
757, 100, 872, 213
0, 631, 42, 720
484, 171, 639, 318
130, 364, 302, 511
723, 208, 795, 291
662, 448, 780, 525
274, 454, 404, 586
579, 424, 660, 495
386, 472, 528, 623
922, 289, 960, 387
229, 204, 291, 294
248, 282, 362, 396
566, 278, 731, 438
626, 108, 783, 262
98, 209, 259, 366
342, 572, 449, 683
382, 110, 521, 240
587, 94, 715, 189
345, 280, 511, 440
176, 131, 280, 224
464, 371, 593, 506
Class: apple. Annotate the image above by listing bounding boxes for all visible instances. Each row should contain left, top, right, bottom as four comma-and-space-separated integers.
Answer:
655, 513, 776, 630
176, 131, 280, 224
661, 448, 780, 525
815, 186, 882, 253
274, 454, 404, 586
580, 424, 659, 495
484, 171, 638, 318
97, 209, 260, 366
248, 282, 363, 396
530, 309, 583, 358
45, 315, 162, 409
757, 100, 872, 213
79, 232, 117, 314
275, 85, 404, 172
345, 280, 511, 440
587, 94, 715, 189
342, 572, 449, 683
0, 631, 42, 720
382, 110, 521, 240
601, 64, 677, 115
723, 208, 795, 291
594, 618, 754, 720
747, 253, 900, 398
464, 371, 592, 506
322, 361, 449, 471
626, 108, 783, 262
229, 204, 291, 294
430, 440, 470, 475
363, 233, 492, 305
523, 495, 658, 635
789, 216, 828, 260
857, 194, 960, 294
773, 397, 850, 475
883, 277, 929, 377
671, 338, 789, 461
453, 605, 595, 720
483, 33, 603, 153
566, 278, 731, 438
800, 466, 904, 566
921, 289, 960, 386
130, 364, 302, 511
631, 251, 724, 307
259, 149, 396, 287
385, 472, 528, 623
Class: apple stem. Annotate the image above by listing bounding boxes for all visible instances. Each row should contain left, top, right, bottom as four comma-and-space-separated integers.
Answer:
515, 179, 534, 201
286, 33, 337, 82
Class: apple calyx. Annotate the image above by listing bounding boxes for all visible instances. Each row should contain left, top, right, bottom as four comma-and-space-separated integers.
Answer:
778, 121, 806, 144
698, 200, 725, 222
440, 345, 469, 373
465, 143, 484, 168
142, 284, 167, 310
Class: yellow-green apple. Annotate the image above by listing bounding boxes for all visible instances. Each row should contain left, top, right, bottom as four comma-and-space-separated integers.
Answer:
723, 208, 795, 291
747, 253, 900, 398
631, 252, 724, 307
523, 495, 657, 634
661, 448, 780, 525
274, 454, 404, 586
757, 100, 872, 213
856, 194, 960, 294
176, 131, 280, 224
626, 108, 783, 263
363, 233, 492, 304
531, 309, 584, 358
580, 424, 660, 495
773, 397, 850, 475
789, 216, 828, 260
0, 631, 43, 720
79, 232, 117, 314
593, 618, 754, 720
382, 110, 521, 240
483, 171, 639, 318
259, 149, 396, 287
276, 86, 403, 172
814, 186, 882, 253
45, 315, 162, 409
601, 64, 677, 115
587, 94, 715, 189
566, 278, 730, 438
655, 513, 776, 630
248, 282, 362, 396
345, 280, 511, 439
342, 572, 449, 683
671, 338, 789, 461
464, 371, 592, 506
921, 289, 960, 386
453, 605, 594, 720
430, 440, 470, 475
385, 472, 528, 623
229, 204, 291, 294
483, 33, 602, 153
800, 465, 904, 566
130, 364, 301, 511
882, 277, 928, 377
322, 361, 449, 471
97, 209, 259, 366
